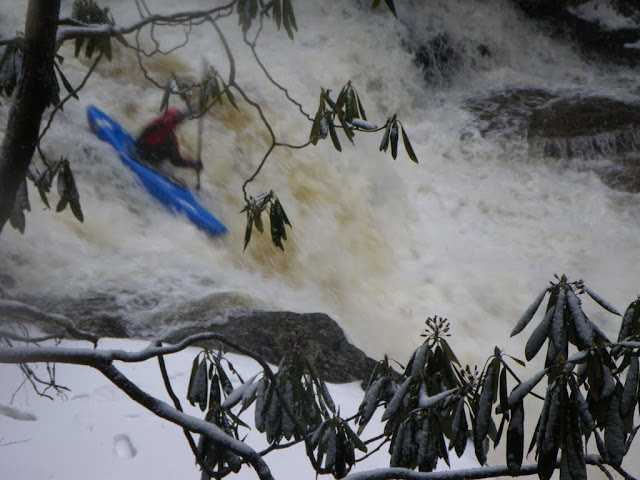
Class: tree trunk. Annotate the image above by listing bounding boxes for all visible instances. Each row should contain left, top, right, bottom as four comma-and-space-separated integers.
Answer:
0, 0, 61, 233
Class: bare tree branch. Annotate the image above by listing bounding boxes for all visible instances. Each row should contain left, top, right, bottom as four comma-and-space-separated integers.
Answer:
55, 3, 236, 44
342, 455, 637, 480
156, 351, 222, 479
0, 299, 98, 344
95, 361, 275, 480
37, 51, 104, 162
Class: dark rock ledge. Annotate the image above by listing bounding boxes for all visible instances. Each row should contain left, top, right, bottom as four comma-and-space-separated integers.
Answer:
165, 311, 379, 385
14, 292, 378, 384
465, 89, 640, 193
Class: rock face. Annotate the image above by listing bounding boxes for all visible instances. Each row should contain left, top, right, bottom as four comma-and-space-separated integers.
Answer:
528, 97, 640, 159
165, 311, 379, 384
465, 88, 640, 193
16, 293, 378, 384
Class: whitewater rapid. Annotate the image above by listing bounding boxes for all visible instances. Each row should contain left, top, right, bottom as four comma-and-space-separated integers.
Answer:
1, 0, 639, 366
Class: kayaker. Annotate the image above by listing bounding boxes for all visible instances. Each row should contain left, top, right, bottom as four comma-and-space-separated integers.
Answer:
134, 108, 203, 172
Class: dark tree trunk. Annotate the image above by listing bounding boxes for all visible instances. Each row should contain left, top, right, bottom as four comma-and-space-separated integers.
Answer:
0, 0, 61, 233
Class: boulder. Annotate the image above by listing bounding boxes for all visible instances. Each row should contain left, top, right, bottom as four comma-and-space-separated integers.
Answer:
15, 293, 378, 384
165, 311, 379, 384
465, 89, 640, 193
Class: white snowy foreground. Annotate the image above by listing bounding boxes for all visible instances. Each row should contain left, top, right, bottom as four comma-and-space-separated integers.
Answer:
0, 338, 479, 480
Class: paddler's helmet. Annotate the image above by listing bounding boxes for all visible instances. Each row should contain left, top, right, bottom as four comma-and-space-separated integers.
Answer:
164, 107, 186, 126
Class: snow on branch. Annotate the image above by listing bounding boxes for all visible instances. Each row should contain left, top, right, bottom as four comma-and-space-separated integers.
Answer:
96, 362, 275, 480
0, 299, 98, 344
343, 455, 635, 480
55, 3, 235, 43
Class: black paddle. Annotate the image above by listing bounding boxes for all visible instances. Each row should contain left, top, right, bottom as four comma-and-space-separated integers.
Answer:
194, 58, 208, 191
195, 107, 203, 191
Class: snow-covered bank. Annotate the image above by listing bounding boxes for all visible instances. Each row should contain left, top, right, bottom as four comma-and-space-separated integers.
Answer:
0, 338, 479, 480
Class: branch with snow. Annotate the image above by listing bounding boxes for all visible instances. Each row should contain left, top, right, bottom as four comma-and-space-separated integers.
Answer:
0, 299, 98, 344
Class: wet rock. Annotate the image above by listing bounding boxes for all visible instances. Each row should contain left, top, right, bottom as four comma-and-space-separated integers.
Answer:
165, 311, 379, 384
407, 33, 493, 87
528, 96, 640, 148
465, 87, 557, 137
511, 0, 640, 63
465, 89, 640, 193
17, 293, 131, 338
12, 293, 378, 384
588, 156, 640, 193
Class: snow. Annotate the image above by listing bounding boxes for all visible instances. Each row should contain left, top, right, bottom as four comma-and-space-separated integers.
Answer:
0, 338, 481, 479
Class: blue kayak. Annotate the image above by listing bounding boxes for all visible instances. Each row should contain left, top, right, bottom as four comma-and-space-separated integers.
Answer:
87, 106, 227, 236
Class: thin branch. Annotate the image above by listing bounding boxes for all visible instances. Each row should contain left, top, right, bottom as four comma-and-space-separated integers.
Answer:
0, 331, 61, 343
343, 455, 636, 480
0, 300, 98, 345
37, 51, 104, 161
209, 17, 235, 87
591, 459, 615, 480
608, 461, 638, 480
156, 352, 220, 479
0, 437, 31, 447
95, 361, 275, 480
243, 20, 312, 121
55, 3, 236, 44
0, 36, 23, 47
357, 434, 390, 463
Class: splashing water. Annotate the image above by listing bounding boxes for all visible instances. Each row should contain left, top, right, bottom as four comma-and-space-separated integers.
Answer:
1, 0, 639, 366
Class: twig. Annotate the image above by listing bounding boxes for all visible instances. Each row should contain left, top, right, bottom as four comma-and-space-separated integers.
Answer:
37, 51, 104, 161
95, 361, 275, 480
243, 20, 312, 121
55, 3, 236, 44
0, 300, 98, 345
156, 351, 220, 479
0, 437, 31, 447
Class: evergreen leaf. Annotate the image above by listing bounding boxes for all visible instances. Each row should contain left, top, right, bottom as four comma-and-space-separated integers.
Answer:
512, 289, 548, 337
551, 288, 566, 353
620, 356, 638, 419
328, 114, 342, 152
390, 121, 399, 159
381, 376, 411, 422
566, 289, 593, 350
243, 209, 253, 251
584, 285, 621, 316
506, 400, 524, 472
506, 368, 546, 410
401, 125, 419, 163
525, 303, 554, 361
604, 395, 624, 466
379, 118, 392, 152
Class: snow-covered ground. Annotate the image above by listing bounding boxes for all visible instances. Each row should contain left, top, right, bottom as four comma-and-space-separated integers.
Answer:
0, 338, 479, 480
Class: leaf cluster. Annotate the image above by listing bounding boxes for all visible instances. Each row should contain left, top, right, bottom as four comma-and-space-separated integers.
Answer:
310, 416, 366, 478
237, 0, 298, 39
12, 159, 84, 234
500, 275, 640, 479
356, 316, 479, 472
180, 277, 640, 480
379, 114, 418, 163
309, 82, 419, 163
187, 350, 248, 474
253, 351, 334, 444
160, 69, 237, 117
241, 191, 291, 250
0, 41, 23, 103
71, 0, 117, 61
371, 0, 398, 17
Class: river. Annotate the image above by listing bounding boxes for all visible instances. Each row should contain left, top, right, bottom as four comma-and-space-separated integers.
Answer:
1, 0, 639, 369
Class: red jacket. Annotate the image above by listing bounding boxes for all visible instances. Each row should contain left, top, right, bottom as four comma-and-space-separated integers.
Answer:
135, 108, 194, 167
